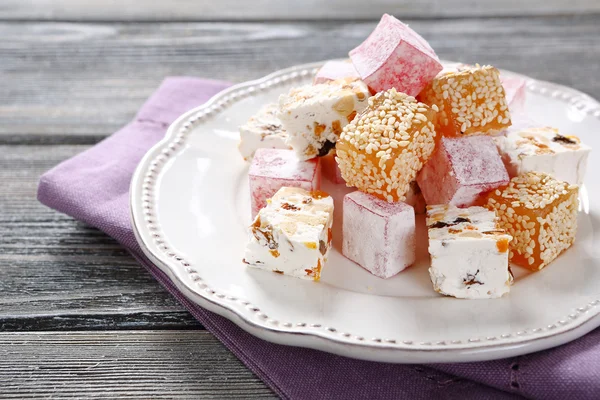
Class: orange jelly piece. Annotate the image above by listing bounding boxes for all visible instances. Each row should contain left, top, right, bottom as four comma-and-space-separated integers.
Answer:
336, 88, 437, 202
486, 172, 578, 271
418, 65, 511, 136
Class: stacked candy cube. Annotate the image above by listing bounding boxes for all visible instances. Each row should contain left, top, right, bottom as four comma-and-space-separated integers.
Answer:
239, 13, 588, 298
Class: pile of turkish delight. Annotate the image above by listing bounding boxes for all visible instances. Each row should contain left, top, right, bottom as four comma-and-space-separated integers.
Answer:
240, 14, 589, 299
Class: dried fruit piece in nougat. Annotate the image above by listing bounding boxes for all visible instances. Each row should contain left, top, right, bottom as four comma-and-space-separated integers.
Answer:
427, 205, 513, 299
238, 103, 290, 161
249, 148, 320, 217
349, 14, 442, 96
278, 78, 370, 160
417, 136, 509, 207
495, 126, 590, 185
343, 191, 415, 279
418, 64, 511, 136
486, 172, 578, 271
313, 60, 360, 85
336, 88, 438, 202
244, 187, 334, 281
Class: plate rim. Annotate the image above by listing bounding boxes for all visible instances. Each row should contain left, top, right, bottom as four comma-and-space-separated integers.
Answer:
130, 60, 600, 363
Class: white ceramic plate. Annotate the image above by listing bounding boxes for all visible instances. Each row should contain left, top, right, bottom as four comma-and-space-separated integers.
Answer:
131, 61, 600, 363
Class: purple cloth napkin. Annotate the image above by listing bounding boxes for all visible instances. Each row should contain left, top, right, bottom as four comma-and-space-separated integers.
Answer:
38, 77, 600, 400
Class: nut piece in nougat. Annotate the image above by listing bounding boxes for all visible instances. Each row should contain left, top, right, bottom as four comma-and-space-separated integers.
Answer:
495, 126, 590, 185
486, 172, 579, 271
249, 148, 320, 217
343, 191, 415, 279
417, 136, 509, 207
244, 187, 334, 281
336, 88, 438, 203
418, 65, 511, 136
427, 205, 513, 299
313, 60, 360, 85
278, 78, 370, 160
238, 103, 290, 161
349, 14, 442, 96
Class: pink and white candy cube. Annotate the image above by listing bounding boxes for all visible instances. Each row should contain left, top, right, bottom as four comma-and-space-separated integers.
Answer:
501, 75, 527, 112
417, 136, 509, 207
249, 148, 320, 217
314, 60, 360, 85
321, 153, 347, 185
349, 14, 443, 96
343, 191, 416, 279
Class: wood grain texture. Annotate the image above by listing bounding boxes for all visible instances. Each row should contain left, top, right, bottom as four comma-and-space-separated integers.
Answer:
0, 331, 276, 398
1, 16, 599, 143
2, 0, 600, 21
0, 145, 200, 331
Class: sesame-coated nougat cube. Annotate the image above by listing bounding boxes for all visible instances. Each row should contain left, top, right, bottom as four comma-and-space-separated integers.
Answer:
495, 126, 590, 185
427, 205, 513, 299
249, 148, 320, 217
417, 136, 509, 207
486, 172, 579, 271
336, 88, 438, 203
314, 60, 360, 85
349, 14, 442, 96
238, 103, 290, 161
501, 75, 527, 113
418, 65, 511, 136
278, 78, 370, 160
343, 191, 415, 279
244, 187, 334, 281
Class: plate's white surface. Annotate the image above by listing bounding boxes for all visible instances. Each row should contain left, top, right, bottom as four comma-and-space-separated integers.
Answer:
131, 61, 600, 363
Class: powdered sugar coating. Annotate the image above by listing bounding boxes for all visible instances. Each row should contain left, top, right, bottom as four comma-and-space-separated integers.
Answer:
249, 148, 320, 217
501, 75, 527, 113
349, 14, 442, 96
343, 191, 416, 279
313, 60, 360, 85
417, 136, 509, 207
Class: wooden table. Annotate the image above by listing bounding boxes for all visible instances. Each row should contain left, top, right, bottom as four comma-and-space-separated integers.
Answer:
1, 2, 599, 397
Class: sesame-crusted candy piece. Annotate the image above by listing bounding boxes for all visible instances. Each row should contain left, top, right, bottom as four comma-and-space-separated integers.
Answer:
495, 126, 591, 185
238, 103, 290, 161
336, 88, 438, 203
343, 191, 415, 279
418, 64, 511, 136
244, 187, 334, 281
349, 14, 442, 96
278, 78, 370, 160
501, 75, 527, 113
427, 205, 513, 299
249, 148, 320, 217
486, 172, 578, 271
417, 136, 509, 207
313, 60, 360, 85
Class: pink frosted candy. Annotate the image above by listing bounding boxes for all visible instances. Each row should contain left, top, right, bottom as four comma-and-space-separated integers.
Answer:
313, 60, 360, 84
321, 153, 347, 185
249, 148, 320, 217
417, 136, 509, 207
349, 14, 443, 96
501, 75, 527, 112
343, 191, 416, 279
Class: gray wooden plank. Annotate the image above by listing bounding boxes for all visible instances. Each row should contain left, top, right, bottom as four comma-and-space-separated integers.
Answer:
0, 330, 276, 398
1, 16, 599, 143
1, 0, 599, 21
0, 145, 200, 331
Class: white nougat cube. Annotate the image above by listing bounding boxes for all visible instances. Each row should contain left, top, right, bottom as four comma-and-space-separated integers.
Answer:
238, 103, 290, 161
427, 205, 513, 299
244, 187, 333, 281
495, 126, 590, 185
343, 191, 416, 279
278, 78, 370, 160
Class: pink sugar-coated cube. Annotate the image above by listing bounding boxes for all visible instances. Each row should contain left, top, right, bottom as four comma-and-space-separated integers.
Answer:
249, 148, 320, 217
313, 60, 360, 85
321, 153, 347, 185
349, 14, 443, 96
343, 191, 416, 279
501, 75, 527, 112
417, 136, 509, 207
